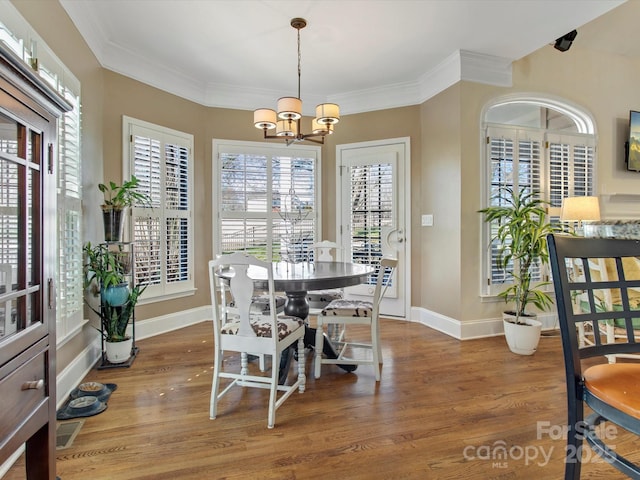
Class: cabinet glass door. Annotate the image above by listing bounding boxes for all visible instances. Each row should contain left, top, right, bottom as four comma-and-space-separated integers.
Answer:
0, 112, 42, 341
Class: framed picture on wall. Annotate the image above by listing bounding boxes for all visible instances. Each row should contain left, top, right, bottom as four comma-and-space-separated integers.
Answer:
627, 110, 640, 172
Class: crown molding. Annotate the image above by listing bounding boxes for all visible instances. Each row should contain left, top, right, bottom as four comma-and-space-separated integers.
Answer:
204, 50, 512, 114
98, 44, 515, 114
60, 0, 514, 114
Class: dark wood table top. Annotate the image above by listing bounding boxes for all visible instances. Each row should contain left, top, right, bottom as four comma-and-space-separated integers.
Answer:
220, 261, 374, 293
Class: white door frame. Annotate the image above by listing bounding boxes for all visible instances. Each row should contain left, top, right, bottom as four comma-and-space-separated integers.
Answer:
336, 137, 411, 319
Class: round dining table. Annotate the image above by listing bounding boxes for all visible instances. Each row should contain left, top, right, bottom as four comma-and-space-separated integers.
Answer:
218, 260, 374, 382
223, 260, 374, 320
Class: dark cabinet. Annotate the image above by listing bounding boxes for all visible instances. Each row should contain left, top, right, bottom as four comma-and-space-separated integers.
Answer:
0, 47, 71, 479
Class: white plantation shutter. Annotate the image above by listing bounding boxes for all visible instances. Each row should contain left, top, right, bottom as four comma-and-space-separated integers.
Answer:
125, 118, 194, 300
214, 141, 320, 261
483, 126, 596, 297
34, 40, 84, 341
484, 127, 543, 295
165, 143, 190, 283
546, 133, 595, 209
350, 163, 394, 266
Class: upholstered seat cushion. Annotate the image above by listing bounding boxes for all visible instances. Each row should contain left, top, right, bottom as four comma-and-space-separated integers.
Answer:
307, 289, 343, 308
584, 363, 640, 419
321, 299, 373, 317
221, 315, 304, 340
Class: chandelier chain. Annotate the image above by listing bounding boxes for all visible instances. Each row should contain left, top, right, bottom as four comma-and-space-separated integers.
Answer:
297, 26, 301, 100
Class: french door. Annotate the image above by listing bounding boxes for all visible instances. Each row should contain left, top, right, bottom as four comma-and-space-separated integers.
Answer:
336, 138, 410, 318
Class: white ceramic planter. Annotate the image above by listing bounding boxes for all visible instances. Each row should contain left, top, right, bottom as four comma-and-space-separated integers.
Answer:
105, 337, 133, 363
502, 314, 542, 355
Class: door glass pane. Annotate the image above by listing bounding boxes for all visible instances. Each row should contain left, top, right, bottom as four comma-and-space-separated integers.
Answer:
0, 117, 43, 339
0, 158, 18, 298
0, 114, 18, 155
350, 163, 393, 283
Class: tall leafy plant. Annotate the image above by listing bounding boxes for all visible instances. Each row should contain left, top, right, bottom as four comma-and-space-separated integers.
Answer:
479, 187, 562, 324
99, 175, 151, 210
83, 242, 146, 342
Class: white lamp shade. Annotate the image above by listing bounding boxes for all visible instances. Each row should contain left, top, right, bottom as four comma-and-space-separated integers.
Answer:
560, 196, 601, 222
315, 103, 340, 125
276, 119, 297, 137
277, 97, 302, 120
312, 118, 334, 135
253, 109, 277, 129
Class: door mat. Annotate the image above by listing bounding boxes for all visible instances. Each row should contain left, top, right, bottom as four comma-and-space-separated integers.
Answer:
56, 420, 84, 450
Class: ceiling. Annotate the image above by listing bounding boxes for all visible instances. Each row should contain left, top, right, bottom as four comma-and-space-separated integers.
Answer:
59, 0, 628, 115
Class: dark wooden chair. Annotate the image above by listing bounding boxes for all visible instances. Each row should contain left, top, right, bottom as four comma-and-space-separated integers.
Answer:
547, 234, 640, 479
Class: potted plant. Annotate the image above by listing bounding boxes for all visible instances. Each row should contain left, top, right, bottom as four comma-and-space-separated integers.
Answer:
83, 242, 130, 306
99, 175, 150, 242
83, 242, 146, 363
479, 187, 562, 355
94, 285, 145, 363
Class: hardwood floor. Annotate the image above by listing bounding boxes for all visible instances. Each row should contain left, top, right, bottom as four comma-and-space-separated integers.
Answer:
5, 319, 640, 479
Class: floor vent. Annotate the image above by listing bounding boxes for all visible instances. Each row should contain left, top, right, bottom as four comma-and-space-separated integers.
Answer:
56, 420, 84, 450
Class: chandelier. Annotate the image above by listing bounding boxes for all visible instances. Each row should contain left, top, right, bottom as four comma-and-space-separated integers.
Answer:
253, 18, 340, 145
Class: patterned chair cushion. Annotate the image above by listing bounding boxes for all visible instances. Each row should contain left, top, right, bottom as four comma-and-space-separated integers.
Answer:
307, 289, 344, 309
221, 315, 304, 340
321, 299, 374, 317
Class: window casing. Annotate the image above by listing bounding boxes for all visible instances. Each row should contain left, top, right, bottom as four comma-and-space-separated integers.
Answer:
123, 117, 194, 301
213, 140, 321, 261
482, 125, 595, 296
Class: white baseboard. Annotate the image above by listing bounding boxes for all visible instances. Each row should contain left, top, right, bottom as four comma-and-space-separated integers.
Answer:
410, 306, 558, 340
134, 305, 211, 341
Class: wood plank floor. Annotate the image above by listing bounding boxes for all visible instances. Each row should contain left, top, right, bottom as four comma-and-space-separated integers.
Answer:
5, 319, 640, 479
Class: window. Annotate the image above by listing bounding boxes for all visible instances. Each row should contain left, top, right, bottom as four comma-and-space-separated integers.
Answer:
123, 117, 194, 301
0, 3, 84, 342
482, 103, 595, 297
213, 140, 320, 261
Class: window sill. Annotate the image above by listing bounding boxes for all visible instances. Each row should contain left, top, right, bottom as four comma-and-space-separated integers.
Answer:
137, 288, 197, 306
479, 294, 505, 304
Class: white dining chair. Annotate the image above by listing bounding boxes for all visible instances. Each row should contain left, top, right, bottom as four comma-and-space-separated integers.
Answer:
208, 252, 306, 428
314, 257, 397, 381
306, 241, 345, 345
306, 240, 344, 306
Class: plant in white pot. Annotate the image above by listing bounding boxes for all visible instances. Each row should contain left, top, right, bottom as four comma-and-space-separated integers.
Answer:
83, 242, 146, 363
479, 187, 562, 355
95, 285, 145, 363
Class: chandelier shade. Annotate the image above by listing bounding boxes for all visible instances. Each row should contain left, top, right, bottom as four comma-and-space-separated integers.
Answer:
312, 119, 333, 135
253, 18, 339, 145
253, 108, 277, 130
277, 97, 302, 120
276, 119, 297, 137
315, 103, 340, 125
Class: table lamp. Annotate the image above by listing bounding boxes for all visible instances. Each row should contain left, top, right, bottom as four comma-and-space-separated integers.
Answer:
560, 196, 601, 236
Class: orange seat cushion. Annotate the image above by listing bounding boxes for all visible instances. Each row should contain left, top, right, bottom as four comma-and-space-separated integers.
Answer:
584, 363, 640, 419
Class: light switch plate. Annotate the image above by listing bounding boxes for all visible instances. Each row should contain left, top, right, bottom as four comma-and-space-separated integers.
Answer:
422, 214, 433, 226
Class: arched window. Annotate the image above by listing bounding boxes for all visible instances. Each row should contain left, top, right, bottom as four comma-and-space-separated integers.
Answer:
481, 94, 597, 296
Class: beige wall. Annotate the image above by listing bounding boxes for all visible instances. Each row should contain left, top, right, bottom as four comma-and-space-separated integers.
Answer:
418, 85, 463, 319
10, 0, 640, 382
